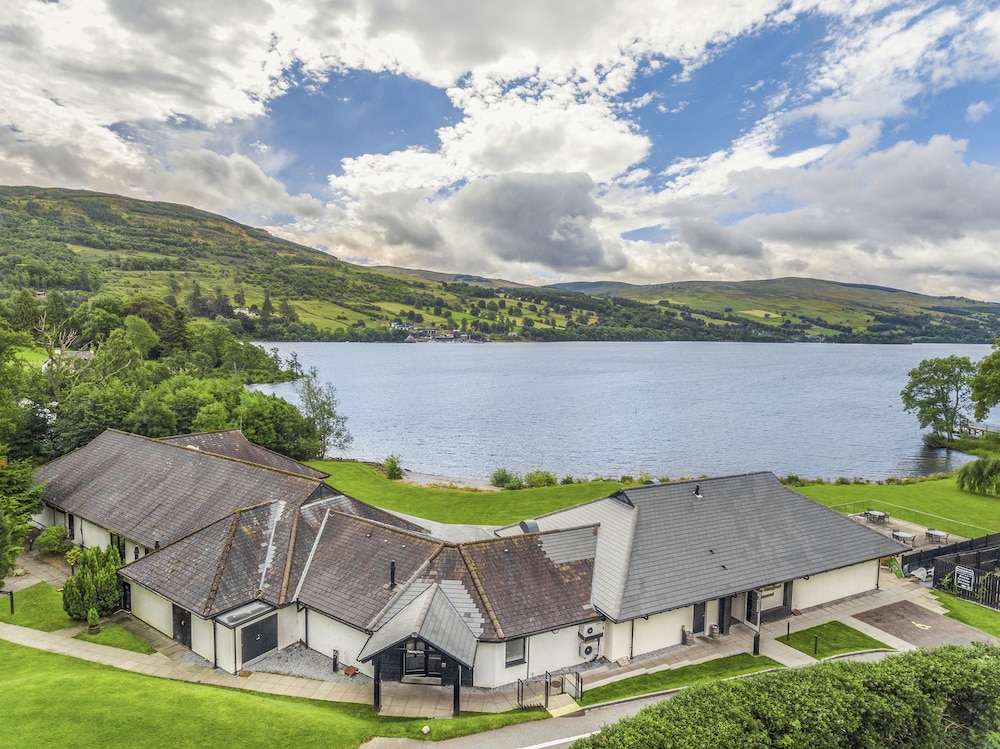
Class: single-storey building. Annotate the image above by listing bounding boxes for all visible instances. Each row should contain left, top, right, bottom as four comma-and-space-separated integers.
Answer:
34, 430, 905, 712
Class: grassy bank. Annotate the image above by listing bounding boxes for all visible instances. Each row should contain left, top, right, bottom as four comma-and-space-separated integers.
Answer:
311, 459, 623, 525
0, 639, 543, 748
795, 477, 1000, 534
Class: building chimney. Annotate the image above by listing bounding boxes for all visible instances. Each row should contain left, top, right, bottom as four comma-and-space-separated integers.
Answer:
390, 560, 396, 590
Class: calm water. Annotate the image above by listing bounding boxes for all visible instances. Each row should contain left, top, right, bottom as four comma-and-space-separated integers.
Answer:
255, 341, 993, 482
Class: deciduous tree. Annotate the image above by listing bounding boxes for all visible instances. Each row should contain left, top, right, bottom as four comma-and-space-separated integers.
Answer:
294, 367, 352, 458
900, 356, 975, 443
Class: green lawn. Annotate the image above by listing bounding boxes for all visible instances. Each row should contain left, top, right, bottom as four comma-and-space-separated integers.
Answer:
579, 653, 781, 706
75, 623, 157, 654
780, 620, 889, 659
0, 640, 544, 748
310, 460, 624, 525
795, 477, 1000, 536
931, 589, 1000, 638
0, 582, 76, 632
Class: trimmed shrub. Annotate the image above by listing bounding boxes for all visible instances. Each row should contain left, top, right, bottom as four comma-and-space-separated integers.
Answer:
35, 526, 72, 554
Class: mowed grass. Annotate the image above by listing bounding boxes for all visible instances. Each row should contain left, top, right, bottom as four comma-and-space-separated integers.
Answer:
931, 589, 1000, 638
579, 653, 781, 706
781, 621, 889, 659
0, 582, 76, 632
0, 640, 544, 748
75, 624, 157, 654
310, 460, 624, 525
794, 477, 1000, 534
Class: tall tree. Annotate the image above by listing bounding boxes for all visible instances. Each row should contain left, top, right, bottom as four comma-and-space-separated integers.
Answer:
295, 367, 352, 458
0, 460, 44, 584
900, 355, 976, 443
971, 341, 1000, 421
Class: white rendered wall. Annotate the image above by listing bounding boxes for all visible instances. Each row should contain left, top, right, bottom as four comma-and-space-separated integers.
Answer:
602, 620, 631, 662
633, 608, 688, 657
78, 518, 110, 550
306, 610, 373, 676
191, 614, 215, 664
216, 624, 238, 674
525, 628, 593, 678
277, 604, 300, 649
129, 583, 173, 637
793, 561, 880, 610
472, 641, 531, 688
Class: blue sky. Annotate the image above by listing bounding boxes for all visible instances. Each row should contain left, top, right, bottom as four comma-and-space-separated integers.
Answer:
2, 0, 999, 299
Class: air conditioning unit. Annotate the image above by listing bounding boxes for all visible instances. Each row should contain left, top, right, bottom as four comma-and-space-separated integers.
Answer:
579, 640, 598, 661
578, 621, 604, 640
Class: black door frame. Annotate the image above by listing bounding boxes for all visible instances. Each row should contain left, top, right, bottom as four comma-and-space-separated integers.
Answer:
403, 639, 443, 677
172, 604, 191, 648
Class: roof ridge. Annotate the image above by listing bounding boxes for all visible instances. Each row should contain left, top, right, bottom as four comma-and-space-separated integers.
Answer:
293, 508, 330, 601
278, 504, 300, 604
203, 513, 240, 617
459, 545, 505, 640
365, 554, 438, 630
411, 582, 439, 636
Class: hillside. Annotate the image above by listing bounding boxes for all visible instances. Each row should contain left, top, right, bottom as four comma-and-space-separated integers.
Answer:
1, 186, 997, 343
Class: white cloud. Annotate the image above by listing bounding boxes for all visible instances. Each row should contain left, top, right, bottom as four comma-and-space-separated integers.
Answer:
2, 0, 1000, 299
967, 100, 993, 122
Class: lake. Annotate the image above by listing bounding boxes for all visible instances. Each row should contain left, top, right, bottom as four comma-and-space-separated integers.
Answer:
254, 341, 994, 482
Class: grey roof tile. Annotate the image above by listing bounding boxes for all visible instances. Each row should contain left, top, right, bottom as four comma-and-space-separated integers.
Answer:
159, 430, 329, 479
36, 430, 323, 548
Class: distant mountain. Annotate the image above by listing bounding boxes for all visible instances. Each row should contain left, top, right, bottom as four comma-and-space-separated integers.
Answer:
370, 265, 527, 290
2, 185, 998, 343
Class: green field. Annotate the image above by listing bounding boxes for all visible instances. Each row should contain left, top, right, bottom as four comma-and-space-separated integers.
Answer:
311, 459, 624, 525
780, 621, 890, 659
0, 640, 542, 748
795, 477, 1000, 535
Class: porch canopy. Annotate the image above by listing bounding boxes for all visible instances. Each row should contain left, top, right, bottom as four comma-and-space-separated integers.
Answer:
359, 583, 478, 669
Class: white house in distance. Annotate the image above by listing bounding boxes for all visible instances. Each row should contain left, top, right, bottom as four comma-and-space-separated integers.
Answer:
33, 429, 905, 713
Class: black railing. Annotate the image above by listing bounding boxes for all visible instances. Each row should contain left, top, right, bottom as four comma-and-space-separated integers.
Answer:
902, 532, 1000, 569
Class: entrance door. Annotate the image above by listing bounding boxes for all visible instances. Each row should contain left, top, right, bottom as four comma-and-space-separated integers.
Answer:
692, 602, 706, 634
241, 615, 278, 663
403, 640, 443, 677
172, 604, 191, 648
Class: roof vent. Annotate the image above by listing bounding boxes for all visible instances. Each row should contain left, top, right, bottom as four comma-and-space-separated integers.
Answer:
693, 485, 703, 499
519, 519, 540, 533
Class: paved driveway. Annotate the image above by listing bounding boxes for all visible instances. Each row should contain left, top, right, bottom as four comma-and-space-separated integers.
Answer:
853, 599, 999, 648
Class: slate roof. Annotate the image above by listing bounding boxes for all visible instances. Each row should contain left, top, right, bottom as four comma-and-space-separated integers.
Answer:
358, 584, 478, 667
159, 429, 329, 479
503, 472, 907, 621
462, 526, 599, 638
120, 501, 303, 617
35, 430, 329, 549
294, 513, 446, 629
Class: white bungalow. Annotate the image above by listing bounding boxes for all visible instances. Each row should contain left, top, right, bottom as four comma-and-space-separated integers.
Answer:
34, 430, 905, 713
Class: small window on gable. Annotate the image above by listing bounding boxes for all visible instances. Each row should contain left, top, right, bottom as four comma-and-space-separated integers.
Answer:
505, 637, 526, 667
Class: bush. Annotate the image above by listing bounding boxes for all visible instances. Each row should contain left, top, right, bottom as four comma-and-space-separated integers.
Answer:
87, 607, 99, 628
62, 545, 123, 619
383, 454, 403, 481
490, 467, 519, 488
35, 526, 72, 554
560, 475, 575, 485
524, 470, 557, 488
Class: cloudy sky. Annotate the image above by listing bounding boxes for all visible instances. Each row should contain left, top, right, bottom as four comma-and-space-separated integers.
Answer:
2, 1, 1000, 299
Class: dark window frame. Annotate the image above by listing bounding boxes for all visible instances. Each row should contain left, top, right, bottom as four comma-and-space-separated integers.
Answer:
505, 637, 526, 667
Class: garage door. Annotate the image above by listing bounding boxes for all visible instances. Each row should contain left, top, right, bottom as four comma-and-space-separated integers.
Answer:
241, 614, 278, 664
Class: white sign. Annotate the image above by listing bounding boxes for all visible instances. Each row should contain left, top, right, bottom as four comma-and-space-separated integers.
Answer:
955, 565, 975, 592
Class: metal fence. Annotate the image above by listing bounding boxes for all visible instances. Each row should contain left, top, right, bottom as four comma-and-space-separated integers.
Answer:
902, 534, 1000, 613
829, 500, 994, 540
